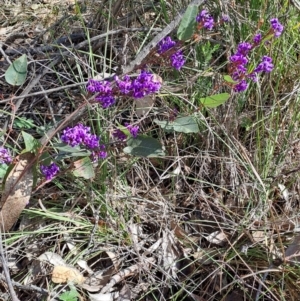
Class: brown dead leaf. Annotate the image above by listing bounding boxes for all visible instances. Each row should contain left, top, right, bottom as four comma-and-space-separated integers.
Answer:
252, 231, 265, 243
52, 265, 85, 284
206, 231, 227, 246
0, 152, 34, 231
285, 233, 300, 263
135, 95, 155, 117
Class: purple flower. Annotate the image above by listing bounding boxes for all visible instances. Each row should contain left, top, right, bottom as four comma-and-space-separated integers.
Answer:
83, 134, 100, 149
254, 56, 274, 73
170, 50, 185, 70
230, 54, 248, 70
115, 75, 132, 94
247, 72, 258, 82
91, 145, 107, 161
270, 18, 284, 37
113, 129, 127, 141
95, 95, 116, 108
41, 163, 59, 181
157, 36, 176, 54
196, 10, 214, 30
232, 70, 245, 81
253, 33, 262, 45
126, 124, 139, 138
113, 124, 139, 140
87, 79, 112, 94
237, 42, 252, 56
87, 79, 115, 109
61, 124, 90, 147
61, 124, 100, 149
131, 70, 161, 99
0, 147, 12, 164
221, 14, 230, 22
234, 80, 248, 92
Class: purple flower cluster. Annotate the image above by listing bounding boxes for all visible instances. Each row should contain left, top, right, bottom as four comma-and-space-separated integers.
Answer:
156, 36, 185, 70
254, 56, 274, 73
113, 124, 140, 141
126, 124, 139, 138
196, 10, 214, 30
61, 124, 107, 161
0, 147, 12, 164
228, 18, 283, 92
270, 18, 284, 37
87, 70, 161, 109
253, 33, 262, 45
87, 79, 115, 108
221, 14, 230, 23
112, 129, 127, 141
61, 124, 99, 148
157, 36, 176, 54
41, 163, 59, 181
170, 51, 185, 70
230, 46, 274, 92
115, 70, 162, 99
91, 145, 107, 161
230, 43, 274, 92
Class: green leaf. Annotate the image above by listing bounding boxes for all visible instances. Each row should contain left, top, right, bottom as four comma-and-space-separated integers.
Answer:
177, 5, 198, 41
5, 54, 28, 86
59, 287, 79, 301
124, 136, 165, 157
199, 93, 230, 108
223, 75, 237, 84
22, 131, 40, 153
0, 164, 9, 179
55, 143, 91, 159
154, 116, 199, 133
72, 157, 95, 179
14, 117, 35, 130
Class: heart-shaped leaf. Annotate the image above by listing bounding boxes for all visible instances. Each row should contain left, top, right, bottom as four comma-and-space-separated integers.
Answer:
72, 157, 95, 179
154, 116, 199, 133
124, 136, 165, 157
55, 143, 91, 160
177, 5, 198, 41
22, 131, 40, 153
223, 75, 237, 84
199, 93, 230, 108
5, 54, 28, 86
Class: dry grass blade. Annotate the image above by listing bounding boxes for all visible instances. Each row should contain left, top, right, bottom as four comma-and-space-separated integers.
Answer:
0, 152, 34, 231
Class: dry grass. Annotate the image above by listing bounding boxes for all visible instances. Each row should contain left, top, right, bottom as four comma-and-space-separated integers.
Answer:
1, 0, 300, 300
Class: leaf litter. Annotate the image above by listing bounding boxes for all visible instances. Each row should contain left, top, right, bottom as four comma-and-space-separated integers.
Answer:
1, 0, 300, 300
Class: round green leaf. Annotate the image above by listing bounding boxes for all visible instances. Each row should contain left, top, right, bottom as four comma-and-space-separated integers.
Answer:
223, 75, 237, 84
199, 93, 230, 108
22, 131, 40, 153
72, 157, 95, 179
154, 116, 199, 133
124, 136, 165, 157
5, 54, 28, 86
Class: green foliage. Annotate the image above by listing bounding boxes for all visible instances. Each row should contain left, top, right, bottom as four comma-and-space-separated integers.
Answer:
54, 143, 91, 160
177, 5, 198, 41
124, 136, 165, 157
21, 131, 40, 154
5, 54, 28, 86
14, 118, 35, 130
72, 157, 95, 179
223, 75, 237, 84
199, 93, 230, 108
58, 287, 79, 301
196, 42, 220, 69
154, 116, 199, 133
0, 164, 9, 178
